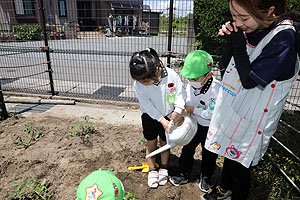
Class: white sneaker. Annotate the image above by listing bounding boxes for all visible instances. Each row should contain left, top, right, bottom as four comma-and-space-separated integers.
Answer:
158, 168, 168, 186
148, 170, 159, 188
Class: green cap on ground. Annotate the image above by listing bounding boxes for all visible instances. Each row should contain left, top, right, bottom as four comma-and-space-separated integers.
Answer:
180, 50, 213, 79
76, 168, 125, 200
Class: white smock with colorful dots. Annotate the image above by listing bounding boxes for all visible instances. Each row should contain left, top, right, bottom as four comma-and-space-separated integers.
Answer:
205, 21, 300, 168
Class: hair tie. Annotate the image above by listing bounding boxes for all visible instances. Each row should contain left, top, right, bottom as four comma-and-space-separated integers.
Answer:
141, 55, 148, 69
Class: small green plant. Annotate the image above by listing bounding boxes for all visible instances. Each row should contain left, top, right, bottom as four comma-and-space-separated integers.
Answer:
8, 107, 19, 119
140, 138, 146, 146
15, 124, 42, 149
124, 191, 138, 200
70, 115, 97, 139
10, 178, 53, 200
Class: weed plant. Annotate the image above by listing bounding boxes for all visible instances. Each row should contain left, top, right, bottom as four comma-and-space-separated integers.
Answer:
10, 178, 53, 200
140, 138, 146, 147
15, 124, 42, 149
70, 115, 97, 139
124, 191, 138, 200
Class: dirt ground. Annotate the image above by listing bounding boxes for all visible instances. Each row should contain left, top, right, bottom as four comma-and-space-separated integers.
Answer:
0, 108, 224, 200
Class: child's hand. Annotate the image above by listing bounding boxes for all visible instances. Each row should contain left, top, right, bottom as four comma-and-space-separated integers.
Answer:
182, 105, 194, 115
160, 117, 171, 133
170, 112, 179, 124
168, 112, 180, 132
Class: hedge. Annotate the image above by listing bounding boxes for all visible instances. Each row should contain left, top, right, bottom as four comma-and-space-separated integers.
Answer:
12, 24, 42, 41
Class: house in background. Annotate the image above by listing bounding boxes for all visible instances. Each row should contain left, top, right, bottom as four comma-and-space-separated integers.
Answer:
0, 0, 159, 37
0, 0, 39, 33
0, 1, 10, 32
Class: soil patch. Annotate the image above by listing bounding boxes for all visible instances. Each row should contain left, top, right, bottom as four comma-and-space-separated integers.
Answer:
0, 112, 223, 200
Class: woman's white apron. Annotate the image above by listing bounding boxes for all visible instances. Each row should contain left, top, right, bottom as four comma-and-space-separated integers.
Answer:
205, 21, 300, 168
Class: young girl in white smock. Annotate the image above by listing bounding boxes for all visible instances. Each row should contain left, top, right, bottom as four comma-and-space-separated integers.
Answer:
129, 48, 186, 188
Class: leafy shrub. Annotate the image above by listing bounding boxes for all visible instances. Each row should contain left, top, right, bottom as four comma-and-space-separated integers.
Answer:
12, 24, 42, 41
288, 0, 300, 11
193, 0, 231, 55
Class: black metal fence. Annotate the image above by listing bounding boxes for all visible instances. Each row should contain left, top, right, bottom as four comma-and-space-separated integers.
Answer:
0, 0, 300, 195
0, 0, 200, 102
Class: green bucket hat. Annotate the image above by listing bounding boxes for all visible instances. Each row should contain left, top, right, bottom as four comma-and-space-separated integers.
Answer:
76, 168, 125, 200
180, 50, 213, 79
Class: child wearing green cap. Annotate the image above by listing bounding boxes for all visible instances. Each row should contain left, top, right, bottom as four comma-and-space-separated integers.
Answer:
169, 50, 219, 193
76, 168, 125, 200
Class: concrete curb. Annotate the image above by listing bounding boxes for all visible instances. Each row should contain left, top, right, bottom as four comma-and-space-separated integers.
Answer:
4, 96, 75, 105
3, 91, 140, 108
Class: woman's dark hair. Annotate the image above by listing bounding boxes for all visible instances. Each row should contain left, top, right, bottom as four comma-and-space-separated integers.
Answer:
228, 0, 288, 21
129, 48, 162, 80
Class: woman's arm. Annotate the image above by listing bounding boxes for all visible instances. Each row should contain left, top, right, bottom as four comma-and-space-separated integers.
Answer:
219, 22, 257, 89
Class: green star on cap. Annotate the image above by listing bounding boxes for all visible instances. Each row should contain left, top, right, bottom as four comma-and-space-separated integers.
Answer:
181, 50, 213, 79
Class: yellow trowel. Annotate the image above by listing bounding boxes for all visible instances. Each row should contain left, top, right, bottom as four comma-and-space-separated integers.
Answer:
128, 162, 159, 172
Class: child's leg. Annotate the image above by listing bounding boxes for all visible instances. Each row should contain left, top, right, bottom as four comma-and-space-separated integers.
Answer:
220, 157, 232, 190
179, 124, 203, 175
158, 137, 169, 186
141, 113, 162, 170
201, 148, 218, 178
159, 137, 169, 167
146, 139, 158, 170
141, 113, 167, 188
200, 126, 218, 178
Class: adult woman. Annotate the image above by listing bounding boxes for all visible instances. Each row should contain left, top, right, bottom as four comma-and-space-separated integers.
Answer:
201, 0, 299, 199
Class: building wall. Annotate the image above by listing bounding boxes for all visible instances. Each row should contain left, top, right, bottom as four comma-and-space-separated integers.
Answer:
44, 0, 77, 26
1, 0, 144, 32
0, 2, 10, 31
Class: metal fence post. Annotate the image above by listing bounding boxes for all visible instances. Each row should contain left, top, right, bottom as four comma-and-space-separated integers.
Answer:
38, 0, 56, 96
0, 84, 8, 120
167, 0, 174, 65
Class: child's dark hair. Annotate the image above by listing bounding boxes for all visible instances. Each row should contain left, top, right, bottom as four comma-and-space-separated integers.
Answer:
129, 48, 162, 80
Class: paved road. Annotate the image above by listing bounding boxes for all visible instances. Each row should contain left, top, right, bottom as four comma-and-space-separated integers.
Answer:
0, 36, 191, 100
1, 36, 299, 111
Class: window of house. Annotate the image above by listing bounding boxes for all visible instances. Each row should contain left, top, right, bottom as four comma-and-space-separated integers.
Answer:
14, 0, 35, 15
58, 0, 67, 17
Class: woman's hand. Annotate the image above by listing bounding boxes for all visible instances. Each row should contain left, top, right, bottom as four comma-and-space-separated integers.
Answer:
218, 21, 238, 37
218, 21, 246, 50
